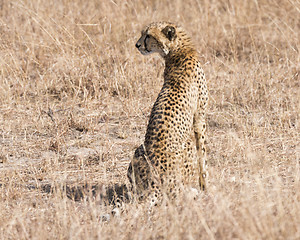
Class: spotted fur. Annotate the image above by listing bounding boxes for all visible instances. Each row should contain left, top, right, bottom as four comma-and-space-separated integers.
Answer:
129, 22, 208, 206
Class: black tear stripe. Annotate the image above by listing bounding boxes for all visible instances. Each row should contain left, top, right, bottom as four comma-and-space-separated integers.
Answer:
144, 35, 150, 52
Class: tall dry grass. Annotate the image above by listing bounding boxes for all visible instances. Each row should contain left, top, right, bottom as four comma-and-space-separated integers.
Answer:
0, 0, 299, 239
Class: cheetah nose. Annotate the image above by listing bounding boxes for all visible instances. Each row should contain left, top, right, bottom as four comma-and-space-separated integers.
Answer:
135, 42, 141, 49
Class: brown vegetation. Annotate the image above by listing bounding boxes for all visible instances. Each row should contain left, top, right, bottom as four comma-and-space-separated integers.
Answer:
0, 0, 299, 239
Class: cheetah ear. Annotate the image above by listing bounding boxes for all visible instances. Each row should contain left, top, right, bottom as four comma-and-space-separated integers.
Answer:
162, 26, 176, 41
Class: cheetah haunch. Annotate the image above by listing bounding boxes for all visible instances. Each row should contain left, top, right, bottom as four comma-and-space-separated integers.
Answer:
128, 22, 208, 206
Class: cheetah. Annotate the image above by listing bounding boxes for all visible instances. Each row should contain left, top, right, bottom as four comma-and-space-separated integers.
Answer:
128, 22, 208, 206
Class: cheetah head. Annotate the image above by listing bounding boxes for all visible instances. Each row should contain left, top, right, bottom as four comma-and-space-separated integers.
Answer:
135, 22, 179, 57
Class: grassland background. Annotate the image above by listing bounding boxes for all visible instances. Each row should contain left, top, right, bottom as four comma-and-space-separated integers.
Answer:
0, 0, 299, 239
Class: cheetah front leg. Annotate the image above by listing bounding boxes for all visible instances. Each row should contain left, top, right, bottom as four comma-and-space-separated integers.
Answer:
193, 111, 207, 190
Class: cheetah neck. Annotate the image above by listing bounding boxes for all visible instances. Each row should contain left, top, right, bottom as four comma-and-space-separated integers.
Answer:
164, 47, 197, 69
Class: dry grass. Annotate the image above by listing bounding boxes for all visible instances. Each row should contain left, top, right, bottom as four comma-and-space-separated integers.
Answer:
0, 0, 299, 239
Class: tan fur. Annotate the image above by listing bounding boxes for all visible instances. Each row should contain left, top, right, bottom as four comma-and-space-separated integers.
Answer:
129, 22, 208, 206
